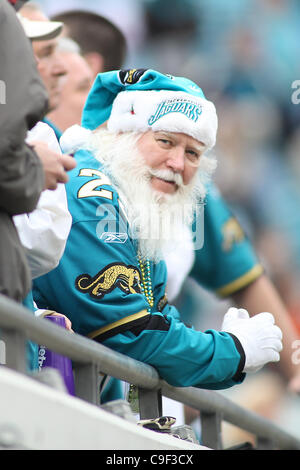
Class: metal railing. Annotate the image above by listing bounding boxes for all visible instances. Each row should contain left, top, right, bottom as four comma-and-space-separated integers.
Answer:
0, 293, 300, 450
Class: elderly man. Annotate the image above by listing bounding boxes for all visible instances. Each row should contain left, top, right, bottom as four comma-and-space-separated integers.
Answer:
20, 2, 67, 114
33, 69, 282, 391
20, 1, 68, 142
47, 38, 94, 132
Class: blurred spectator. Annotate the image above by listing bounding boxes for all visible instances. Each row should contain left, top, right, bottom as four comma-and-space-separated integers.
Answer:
15, 10, 76, 369
142, 0, 198, 72
36, 0, 144, 64
51, 9, 127, 78
0, 0, 47, 302
20, 1, 67, 121
47, 38, 93, 131
45, 10, 127, 137
0, 1, 75, 374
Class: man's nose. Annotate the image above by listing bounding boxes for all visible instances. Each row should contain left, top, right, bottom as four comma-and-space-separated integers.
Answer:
166, 147, 185, 173
53, 53, 67, 77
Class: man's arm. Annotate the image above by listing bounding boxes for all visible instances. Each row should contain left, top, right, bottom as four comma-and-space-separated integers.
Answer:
231, 274, 300, 392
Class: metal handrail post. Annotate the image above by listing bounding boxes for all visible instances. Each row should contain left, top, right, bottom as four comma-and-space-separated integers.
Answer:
73, 362, 101, 405
200, 411, 223, 449
138, 387, 162, 419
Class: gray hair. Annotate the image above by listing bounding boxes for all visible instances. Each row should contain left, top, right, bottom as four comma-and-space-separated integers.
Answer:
57, 37, 81, 55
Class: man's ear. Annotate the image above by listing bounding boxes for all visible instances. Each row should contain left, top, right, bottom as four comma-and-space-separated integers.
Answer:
84, 52, 104, 78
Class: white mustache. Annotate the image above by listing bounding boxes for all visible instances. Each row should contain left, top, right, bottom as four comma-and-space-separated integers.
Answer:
149, 168, 183, 187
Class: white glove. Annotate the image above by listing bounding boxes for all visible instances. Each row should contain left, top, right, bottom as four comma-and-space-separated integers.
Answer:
221, 307, 283, 373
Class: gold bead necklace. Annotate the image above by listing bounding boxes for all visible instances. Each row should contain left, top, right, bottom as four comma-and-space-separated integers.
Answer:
138, 253, 154, 312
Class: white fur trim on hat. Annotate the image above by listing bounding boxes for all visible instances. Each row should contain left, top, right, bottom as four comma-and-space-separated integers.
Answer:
107, 90, 218, 149
60, 124, 92, 154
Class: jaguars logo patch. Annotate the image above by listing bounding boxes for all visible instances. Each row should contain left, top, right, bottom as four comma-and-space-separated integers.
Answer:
119, 68, 147, 85
75, 262, 142, 299
221, 217, 245, 252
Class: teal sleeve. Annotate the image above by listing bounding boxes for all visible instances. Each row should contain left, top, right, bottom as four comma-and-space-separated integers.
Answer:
106, 306, 245, 390
190, 185, 263, 297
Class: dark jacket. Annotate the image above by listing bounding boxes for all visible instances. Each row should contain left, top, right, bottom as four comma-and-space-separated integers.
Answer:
0, 0, 48, 301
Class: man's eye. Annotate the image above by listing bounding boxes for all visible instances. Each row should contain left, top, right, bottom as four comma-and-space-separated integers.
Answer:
156, 138, 172, 148
186, 149, 199, 160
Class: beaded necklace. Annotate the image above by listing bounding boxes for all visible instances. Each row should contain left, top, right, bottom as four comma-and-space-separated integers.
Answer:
138, 252, 154, 312
126, 254, 155, 413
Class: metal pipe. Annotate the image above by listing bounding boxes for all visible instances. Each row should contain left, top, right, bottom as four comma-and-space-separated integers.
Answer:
0, 294, 299, 450
0, 295, 159, 389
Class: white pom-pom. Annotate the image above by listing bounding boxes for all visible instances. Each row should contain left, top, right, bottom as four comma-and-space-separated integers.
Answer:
60, 124, 92, 154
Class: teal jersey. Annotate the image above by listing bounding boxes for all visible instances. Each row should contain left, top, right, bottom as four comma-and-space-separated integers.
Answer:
191, 184, 263, 297
33, 149, 246, 390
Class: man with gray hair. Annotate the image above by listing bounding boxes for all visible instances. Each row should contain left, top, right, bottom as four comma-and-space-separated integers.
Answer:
33, 69, 282, 391
20, 1, 67, 115
47, 37, 93, 132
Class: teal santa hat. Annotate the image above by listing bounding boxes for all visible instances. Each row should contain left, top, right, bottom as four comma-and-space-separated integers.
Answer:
82, 68, 218, 150
60, 69, 218, 154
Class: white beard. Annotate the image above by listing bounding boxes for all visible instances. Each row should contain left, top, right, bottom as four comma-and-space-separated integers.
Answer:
85, 129, 217, 262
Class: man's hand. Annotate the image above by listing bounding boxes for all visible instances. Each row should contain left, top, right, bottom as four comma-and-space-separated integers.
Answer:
221, 307, 283, 373
31, 140, 76, 190
47, 312, 73, 332
40, 310, 73, 332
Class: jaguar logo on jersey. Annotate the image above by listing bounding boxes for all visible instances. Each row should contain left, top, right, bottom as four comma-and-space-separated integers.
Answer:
221, 217, 245, 252
119, 68, 147, 85
75, 263, 142, 299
